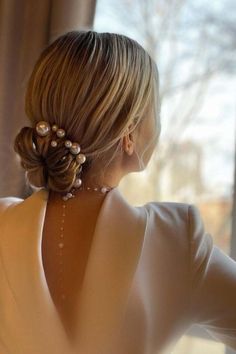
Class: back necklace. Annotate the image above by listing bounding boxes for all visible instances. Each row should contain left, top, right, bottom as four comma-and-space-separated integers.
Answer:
56, 184, 114, 303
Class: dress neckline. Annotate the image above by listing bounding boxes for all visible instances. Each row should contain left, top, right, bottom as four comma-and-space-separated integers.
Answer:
1, 186, 148, 353
38, 186, 119, 346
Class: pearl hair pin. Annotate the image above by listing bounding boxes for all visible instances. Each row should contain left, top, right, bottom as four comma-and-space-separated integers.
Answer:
35, 120, 114, 200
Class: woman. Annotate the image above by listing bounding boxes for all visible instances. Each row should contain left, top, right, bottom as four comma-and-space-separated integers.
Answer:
0, 30, 235, 354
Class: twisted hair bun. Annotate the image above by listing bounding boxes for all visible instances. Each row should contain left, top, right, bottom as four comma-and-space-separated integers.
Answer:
14, 126, 83, 193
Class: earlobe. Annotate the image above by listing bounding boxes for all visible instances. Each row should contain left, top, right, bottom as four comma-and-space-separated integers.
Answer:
122, 133, 135, 156
125, 142, 134, 156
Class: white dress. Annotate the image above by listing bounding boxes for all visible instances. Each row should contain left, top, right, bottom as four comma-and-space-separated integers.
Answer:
0, 187, 236, 354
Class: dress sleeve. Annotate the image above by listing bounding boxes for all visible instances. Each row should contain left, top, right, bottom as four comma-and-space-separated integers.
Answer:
187, 203, 236, 350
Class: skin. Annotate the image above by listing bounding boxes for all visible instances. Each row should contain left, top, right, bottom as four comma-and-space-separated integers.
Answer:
42, 106, 161, 340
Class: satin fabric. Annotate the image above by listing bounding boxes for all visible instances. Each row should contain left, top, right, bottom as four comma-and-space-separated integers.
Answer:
0, 187, 236, 354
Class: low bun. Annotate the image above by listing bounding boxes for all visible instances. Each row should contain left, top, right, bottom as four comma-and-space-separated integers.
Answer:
13, 126, 82, 193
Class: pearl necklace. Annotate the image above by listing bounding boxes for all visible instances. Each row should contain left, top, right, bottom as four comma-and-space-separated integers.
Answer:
61, 184, 113, 201
56, 184, 114, 303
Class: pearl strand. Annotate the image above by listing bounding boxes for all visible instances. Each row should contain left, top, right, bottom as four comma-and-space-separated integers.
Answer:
58, 184, 114, 303
58, 201, 66, 302
61, 182, 114, 201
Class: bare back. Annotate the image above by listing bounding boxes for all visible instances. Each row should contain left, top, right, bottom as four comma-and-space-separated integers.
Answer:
41, 190, 107, 339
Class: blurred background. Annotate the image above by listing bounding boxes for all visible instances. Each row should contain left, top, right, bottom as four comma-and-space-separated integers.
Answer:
0, 0, 235, 353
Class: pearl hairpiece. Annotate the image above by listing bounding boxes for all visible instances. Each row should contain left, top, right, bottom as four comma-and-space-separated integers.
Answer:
35, 121, 86, 166
34, 120, 113, 201
35, 120, 87, 199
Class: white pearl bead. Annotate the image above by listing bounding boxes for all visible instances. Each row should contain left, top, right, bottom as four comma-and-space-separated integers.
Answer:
101, 187, 108, 193
52, 124, 58, 132
51, 140, 57, 147
66, 192, 73, 198
64, 140, 72, 148
56, 128, 66, 138
76, 153, 86, 164
62, 196, 68, 201
36, 121, 51, 136
70, 142, 81, 155
74, 178, 82, 188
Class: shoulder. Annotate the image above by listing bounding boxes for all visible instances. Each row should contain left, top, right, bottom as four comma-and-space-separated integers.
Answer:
142, 200, 210, 255
0, 195, 24, 214
140, 200, 195, 257
144, 200, 190, 228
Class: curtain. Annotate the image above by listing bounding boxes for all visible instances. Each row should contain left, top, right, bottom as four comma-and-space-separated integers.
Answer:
0, 0, 97, 198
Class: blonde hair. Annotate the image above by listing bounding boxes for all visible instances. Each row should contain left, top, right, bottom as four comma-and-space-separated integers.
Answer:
14, 30, 160, 193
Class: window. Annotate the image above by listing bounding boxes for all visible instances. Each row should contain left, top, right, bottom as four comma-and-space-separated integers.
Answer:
94, 1, 236, 353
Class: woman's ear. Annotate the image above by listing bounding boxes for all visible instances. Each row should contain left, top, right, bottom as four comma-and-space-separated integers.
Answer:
122, 129, 135, 156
